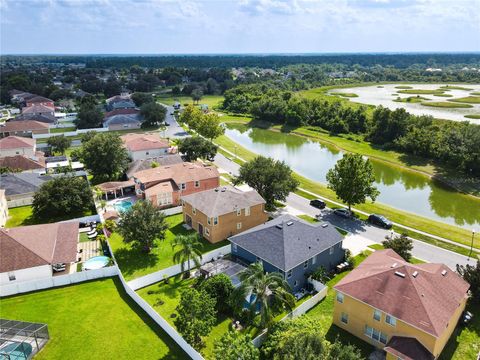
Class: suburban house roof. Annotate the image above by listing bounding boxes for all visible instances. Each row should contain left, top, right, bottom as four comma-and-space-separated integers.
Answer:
13, 113, 57, 124
96, 179, 135, 192
0, 120, 49, 133
104, 108, 139, 118
182, 185, 265, 218
145, 180, 177, 196
0, 136, 35, 150
0, 155, 45, 171
134, 162, 219, 186
103, 110, 142, 127
126, 154, 184, 179
1, 173, 53, 197
121, 133, 170, 152
229, 214, 344, 271
334, 249, 470, 337
21, 104, 55, 115
25, 96, 54, 105
0, 222, 79, 273
106, 94, 131, 104
384, 336, 434, 360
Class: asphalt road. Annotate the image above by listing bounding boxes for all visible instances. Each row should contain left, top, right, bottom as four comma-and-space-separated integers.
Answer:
162, 104, 189, 139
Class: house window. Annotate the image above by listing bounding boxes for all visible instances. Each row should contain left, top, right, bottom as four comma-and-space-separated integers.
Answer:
157, 192, 173, 206
180, 183, 186, 190
364, 325, 373, 338
303, 260, 308, 268
8, 272, 15, 281
379, 332, 388, 345
213, 217, 218, 225
364, 325, 388, 345
386, 314, 396, 326
146, 151, 149, 155
232, 243, 237, 252
341, 312, 348, 324
237, 222, 242, 230
245, 207, 250, 216
329, 246, 334, 255
195, 181, 200, 188
373, 309, 381, 321
192, 207, 196, 215
312, 255, 316, 265
336, 292, 344, 303
287, 270, 292, 278
236, 209, 241, 216
207, 217, 211, 225
205, 227, 210, 236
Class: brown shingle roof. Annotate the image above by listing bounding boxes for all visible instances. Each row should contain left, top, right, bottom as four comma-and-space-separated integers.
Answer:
334, 249, 470, 337
0, 155, 45, 171
0, 136, 35, 150
182, 185, 265, 217
0, 120, 49, 133
22, 104, 54, 115
26, 96, 54, 104
134, 162, 219, 186
126, 154, 184, 179
121, 133, 169, 152
0, 222, 79, 272
384, 336, 434, 360
96, 179, 135, 192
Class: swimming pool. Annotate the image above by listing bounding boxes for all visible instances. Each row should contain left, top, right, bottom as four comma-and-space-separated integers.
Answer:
0, 341, 33, 360
114, 200, 133, 213
82, 256, 111, 271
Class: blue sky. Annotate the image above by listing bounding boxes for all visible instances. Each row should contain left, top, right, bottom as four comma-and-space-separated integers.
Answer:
1, 0, 479, 54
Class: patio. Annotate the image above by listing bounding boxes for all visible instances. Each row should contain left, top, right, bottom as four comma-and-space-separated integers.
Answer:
199, 258, 246, 287
103, 195, 137, 216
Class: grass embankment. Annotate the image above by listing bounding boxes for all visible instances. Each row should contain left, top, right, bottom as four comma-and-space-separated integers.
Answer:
471, 92, 480, 96
434, 93, 454, 97
422, 101, 473, 108
333, 92, 358, 98
395, 85, 413, 89
5, 205, 95, 228
440, 85, 474, 91
465, 114, 480, 119
448, 96, 480, 104
213, 133, 480, 255
0, 278, 186, 359
398, 89, 446, 95
393, 96, 429, 103
109, 214, 228, 280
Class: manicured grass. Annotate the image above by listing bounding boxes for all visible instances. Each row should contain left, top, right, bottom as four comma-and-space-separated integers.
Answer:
156, 93, 224, 109
333, 92, 358, 98
421, 101, 473, 108
50, 126, 76, 133
393, 96, 429, 103
440, 85, 474, 91
79, 232, 90, 243
448, 96, 480, 104
218, 114, 252, 124
109, 214, 228, 280
398, 89, 446, 95
5, 205, 95, 228
0, 277, 186, 359
465, 114, 480, 119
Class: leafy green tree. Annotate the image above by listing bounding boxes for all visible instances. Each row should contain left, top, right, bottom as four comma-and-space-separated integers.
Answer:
131, 92, 154, 106
47, 135, 71, 155
139, 102, 167, 128
232, 262, 295, 329
191, 88, 203, 104
75, 132, 129, 181
234, 156, 299, 211
457, 260, 480, 302
172, 233, 203, 276
117, 200, 168, 253
196, 113, 225, 140
276, 332, 327, 360
179, 104, 203, 129
200, 274, 234, 313
213, 331, 259, 360
32, 176, 93, 220
328, 338, 365, 360
382, 233, 413, 262
175, 288, 216, 349
178, 136, 218, 161
326, 153, 379, 211
75, 101, 103, 129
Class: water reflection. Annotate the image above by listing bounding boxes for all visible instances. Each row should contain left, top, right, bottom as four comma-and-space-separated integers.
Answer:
224, 125, 480, 229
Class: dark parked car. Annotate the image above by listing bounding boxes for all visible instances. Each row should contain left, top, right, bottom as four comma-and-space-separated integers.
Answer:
310, 199, 326, 210
368, 214, 393, 229
334, 208, 352, 218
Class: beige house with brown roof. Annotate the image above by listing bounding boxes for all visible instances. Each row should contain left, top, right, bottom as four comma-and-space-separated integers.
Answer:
333, 249, 470, 360
181, 185, 268, 243
0, 120, 50, 138
0, 136, 37, 157
121, 133, 170, 161
0, 222, 79, 284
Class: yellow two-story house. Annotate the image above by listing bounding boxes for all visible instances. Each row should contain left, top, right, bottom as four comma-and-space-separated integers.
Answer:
333, 249, 469, 360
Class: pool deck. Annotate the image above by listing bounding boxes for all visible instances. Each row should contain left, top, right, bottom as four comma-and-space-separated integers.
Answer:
105, 195, 137, 214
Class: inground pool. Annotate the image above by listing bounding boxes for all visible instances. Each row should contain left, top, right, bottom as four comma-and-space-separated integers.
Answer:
82, 256, 111, 271
0, 341, 33, 359
114, 200, 132, 213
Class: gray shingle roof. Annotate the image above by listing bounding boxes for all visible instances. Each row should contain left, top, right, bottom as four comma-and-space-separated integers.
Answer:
126, 154, 184, 179
181, 185, 265, 218
229, 214, 343, 271
1, 173, 53, 197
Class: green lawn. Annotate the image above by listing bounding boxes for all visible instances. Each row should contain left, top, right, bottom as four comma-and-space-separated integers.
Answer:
0, 277, 186, 360
421, 101, 473, 109
79, 232, 90, 243
109, 214, 228, 280
333, 92, 358, 98
5, 205, 95, 228
156, 94, 224, 109
50, 126, 76, 133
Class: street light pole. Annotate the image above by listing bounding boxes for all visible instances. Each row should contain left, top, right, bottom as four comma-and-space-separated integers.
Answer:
468, 230, 476, 261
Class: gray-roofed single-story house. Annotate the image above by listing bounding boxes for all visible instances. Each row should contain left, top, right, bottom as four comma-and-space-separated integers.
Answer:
1, 173, 53, 207
229, 214, 345, 293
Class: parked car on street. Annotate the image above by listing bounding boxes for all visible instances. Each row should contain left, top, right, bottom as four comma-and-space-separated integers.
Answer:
333, 208, 352, 218
368, 214, 393, 229
310, 199, 326, 209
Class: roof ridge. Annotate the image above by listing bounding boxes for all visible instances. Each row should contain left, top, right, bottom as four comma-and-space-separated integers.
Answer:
1, 229, 51, 263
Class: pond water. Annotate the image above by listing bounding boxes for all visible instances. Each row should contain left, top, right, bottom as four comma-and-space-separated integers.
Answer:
224, 124, 480, 229
329, 84, 480, 124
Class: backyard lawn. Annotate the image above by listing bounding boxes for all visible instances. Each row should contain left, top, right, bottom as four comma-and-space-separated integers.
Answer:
5, 205, 95, 228
108, 214, 228, 280
0, 277, 187, 360
156, 93, 224, 109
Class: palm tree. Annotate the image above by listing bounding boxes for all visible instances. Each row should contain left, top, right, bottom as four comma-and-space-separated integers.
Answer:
172, 233, 203, 277
232, 262, 295, 329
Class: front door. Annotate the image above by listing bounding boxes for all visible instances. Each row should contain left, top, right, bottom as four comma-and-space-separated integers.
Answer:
198, 223, 204, 237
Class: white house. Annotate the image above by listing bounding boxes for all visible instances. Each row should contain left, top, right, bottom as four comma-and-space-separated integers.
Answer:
121, 133, 171, 161
0, 222, 79, 284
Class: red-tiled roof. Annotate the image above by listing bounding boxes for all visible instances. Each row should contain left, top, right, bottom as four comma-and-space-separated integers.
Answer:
134, 162, 219, 186
334, 249, 470, 337
0, 136, 35, 150
22, 104, 55, 115
121, 133, 169, 152
25, 96, 54, 104
0, 155, 45, 171
0, 120, 49, 133
0, 222, 79, 272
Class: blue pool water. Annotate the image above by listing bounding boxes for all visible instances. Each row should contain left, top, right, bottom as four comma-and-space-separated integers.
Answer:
0, 341, 32, 360
114, 200, 133, 213
82, 256, 110, 271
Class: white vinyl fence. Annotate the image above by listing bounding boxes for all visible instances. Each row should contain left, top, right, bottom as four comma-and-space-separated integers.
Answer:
127, 244, 231, 290
0, 266, 119, 297
161, 206, 183, 216
33, 127, 109, 139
